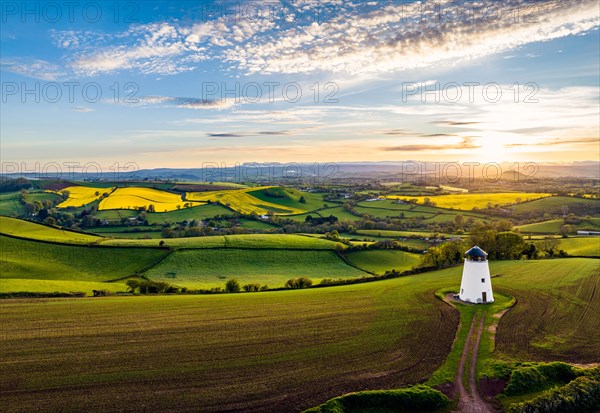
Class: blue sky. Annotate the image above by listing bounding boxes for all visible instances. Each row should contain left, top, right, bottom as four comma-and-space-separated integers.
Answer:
1, 0, 598, 168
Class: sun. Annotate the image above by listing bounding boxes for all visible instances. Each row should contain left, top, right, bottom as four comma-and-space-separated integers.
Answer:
475, 136, 513, 163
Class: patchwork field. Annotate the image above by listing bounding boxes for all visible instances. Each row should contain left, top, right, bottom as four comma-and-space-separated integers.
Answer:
1, 258, 597, 412
187, 186, 307, 215
509, 195, 598, 214
145, 249, 368, 289
386, 192, 552, 210
345, 250, 421, 274
517, 217, 600, 234
0, 216, 101, 245
51, 186, 111, 208
556, 237, 600, 257
98, 233, 342, 249
0, 191, 61, 217
0, 234, 169, 287
98, 187, 199, 212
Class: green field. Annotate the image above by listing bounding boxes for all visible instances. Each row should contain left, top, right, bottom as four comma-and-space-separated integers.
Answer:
509, 196, 598, 214
247, 187, 326, 212
0, 216, 101, 245
356, 229, 458, 239
0, 235, 169, 285
98, 233, 342, 249
146, 203, 233, 224
517, 218, 600, 234
1, 258, 597, 412
238, 218, 278, 229
557, 237, 600, 257
93, 209, 139, 220
0, 191, 61, 217
90, 227, 165, 239
145, 249, 368, 288
345, 250, 421, 274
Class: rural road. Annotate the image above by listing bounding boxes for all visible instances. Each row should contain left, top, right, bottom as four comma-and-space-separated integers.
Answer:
453, 314, 494, 413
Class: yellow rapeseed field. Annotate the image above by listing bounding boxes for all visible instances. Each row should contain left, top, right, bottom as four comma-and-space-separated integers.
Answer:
56, 185, 306, 215
98, 187, 200, 212
51, 186, 111, 208
386, 192, 553, 210
187, 186, 306, 215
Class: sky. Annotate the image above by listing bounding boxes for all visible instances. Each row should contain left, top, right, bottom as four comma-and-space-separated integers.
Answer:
1, 0, 599, 170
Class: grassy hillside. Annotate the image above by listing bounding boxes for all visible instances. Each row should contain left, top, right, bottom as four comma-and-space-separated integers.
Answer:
187, 186, 306, 215
0, 235, 169, 286
1, 258, 597, 412
557, 237, 600, 257
0, 191, 61, 217
356, 229, 458, 239
98, 233, 342, 249
247, 187, 326, 212
492, 259, 600, 363
509, 196, 598, 214
146, 203, 233, 224
0, 216, 101, 245
345, 250, 421, 274
0, 270, 459, 413
145, 249, 367, 288
517, 217, 600, 234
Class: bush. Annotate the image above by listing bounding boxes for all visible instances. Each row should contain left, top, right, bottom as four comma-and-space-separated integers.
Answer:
508, 368, 600, 413
0, 291, 86, 299
242, 283, 261, 292
138, 280, 172, 294
285, 277, 313, 289
225, 279, 241, 293
304, 385, 449, 413
504, 362, 578, 396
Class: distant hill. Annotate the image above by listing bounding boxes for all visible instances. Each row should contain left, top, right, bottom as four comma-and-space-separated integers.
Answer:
1, 161, 598, 181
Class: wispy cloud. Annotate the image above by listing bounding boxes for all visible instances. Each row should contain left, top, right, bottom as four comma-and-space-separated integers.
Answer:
47, 0, 599, 77
383, 137, 480, 152
227, 0, 599, 75
73, 106, 94, 113
0, 58, 67, 81
135, 95, 235, 110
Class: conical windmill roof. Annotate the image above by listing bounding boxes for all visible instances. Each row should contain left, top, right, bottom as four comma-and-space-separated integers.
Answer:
465, 245, 487, 258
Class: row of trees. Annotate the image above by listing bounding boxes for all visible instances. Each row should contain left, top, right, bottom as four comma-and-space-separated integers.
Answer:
420, 223, 568, 269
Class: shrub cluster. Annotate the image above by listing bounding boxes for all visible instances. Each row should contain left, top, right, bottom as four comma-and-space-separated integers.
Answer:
285, 277, 313, 289
504, 362, 578, 396
0, 291, 86, 299
304, 385, 449, 413
126, 279, 179, 294
508, 367, 600, 413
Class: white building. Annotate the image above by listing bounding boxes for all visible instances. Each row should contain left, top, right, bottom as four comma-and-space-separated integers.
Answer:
459, 246, 494, 304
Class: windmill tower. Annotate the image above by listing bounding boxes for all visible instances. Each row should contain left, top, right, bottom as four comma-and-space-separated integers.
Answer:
459, 246, 494, 304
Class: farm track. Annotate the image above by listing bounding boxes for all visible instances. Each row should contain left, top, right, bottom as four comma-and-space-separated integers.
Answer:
453, 313, 494, 413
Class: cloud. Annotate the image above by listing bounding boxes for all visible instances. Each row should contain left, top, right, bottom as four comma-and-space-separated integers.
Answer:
0, 58, 67, 81
208, 133, 248, 138
208, 130, 293, 138
51, 0, 598, 77
431, 121, 481, 126
505, 137, 598, 147
383, 137, 480, 152
135, 95, 235, 110
226, 0, 599, 75
73, 107, 94, 113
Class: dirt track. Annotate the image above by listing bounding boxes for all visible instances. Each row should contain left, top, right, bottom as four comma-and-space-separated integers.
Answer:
453, 314, 494, 413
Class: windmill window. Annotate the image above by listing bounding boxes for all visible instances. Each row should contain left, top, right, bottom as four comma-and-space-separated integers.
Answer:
481, 278, 485, 283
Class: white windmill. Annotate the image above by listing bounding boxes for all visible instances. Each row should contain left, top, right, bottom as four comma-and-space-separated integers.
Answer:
459, 246, 494, 304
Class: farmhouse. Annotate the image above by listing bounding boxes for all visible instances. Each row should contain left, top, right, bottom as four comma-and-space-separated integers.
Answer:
459, 246, 494, 304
